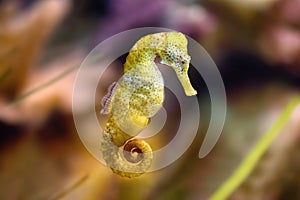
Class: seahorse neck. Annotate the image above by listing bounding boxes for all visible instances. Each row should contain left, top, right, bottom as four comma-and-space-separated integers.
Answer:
124, 48, 159, 73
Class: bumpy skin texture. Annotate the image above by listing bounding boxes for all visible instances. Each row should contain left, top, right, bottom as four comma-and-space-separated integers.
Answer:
100, 32, 197, 178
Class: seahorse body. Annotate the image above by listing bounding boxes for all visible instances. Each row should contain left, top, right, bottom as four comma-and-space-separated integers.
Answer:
100, 32, 197, 178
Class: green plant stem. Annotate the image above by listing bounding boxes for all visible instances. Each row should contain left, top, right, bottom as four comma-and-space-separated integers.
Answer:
10, 52, 104, 105
11, 64, 79, 105
50, 175, 88, 200
0, 69, 11, 85
210, 94, 300, 200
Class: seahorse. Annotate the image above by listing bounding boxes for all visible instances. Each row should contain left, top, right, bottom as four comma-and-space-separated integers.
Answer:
100, 32, 197, 178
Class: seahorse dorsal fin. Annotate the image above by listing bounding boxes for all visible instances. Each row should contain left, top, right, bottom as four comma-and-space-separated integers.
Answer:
100, 82, 118, 115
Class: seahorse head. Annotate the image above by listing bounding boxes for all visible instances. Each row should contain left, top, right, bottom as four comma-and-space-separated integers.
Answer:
158, 32, 197, 96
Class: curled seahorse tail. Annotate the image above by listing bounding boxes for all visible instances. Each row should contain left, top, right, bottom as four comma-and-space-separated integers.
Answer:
101, 131, 153, 178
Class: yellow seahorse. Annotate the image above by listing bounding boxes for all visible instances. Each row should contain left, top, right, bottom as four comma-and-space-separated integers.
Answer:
100, 32, 197, 178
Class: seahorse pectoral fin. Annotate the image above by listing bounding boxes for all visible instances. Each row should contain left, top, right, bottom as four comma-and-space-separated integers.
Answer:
176, 70, 197, 96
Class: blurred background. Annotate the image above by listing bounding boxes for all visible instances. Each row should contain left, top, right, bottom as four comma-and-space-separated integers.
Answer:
1, 0, 300, 199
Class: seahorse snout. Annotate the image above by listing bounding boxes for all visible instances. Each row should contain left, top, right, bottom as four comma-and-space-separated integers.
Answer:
176, 71, 197, 96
